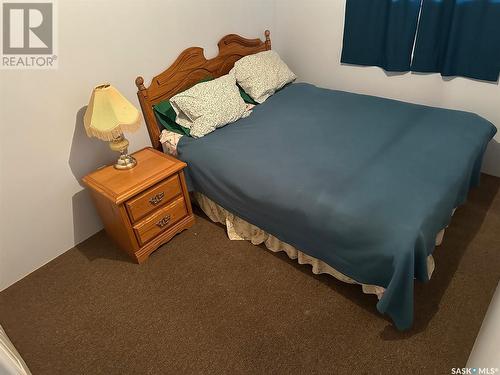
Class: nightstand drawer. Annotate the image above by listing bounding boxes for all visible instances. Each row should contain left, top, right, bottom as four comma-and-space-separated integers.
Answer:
126, 174, 182, 223
133, 195, 187, 246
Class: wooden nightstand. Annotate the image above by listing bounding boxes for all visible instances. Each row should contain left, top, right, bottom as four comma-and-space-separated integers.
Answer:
83, 147, 195, 263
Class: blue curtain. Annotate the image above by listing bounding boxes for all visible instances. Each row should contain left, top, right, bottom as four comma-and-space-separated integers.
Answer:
341, 0, 423, 71
411, 0, 500, 82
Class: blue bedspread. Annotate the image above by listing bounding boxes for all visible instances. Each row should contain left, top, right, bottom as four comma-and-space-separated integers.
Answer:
177, 83, 496, 330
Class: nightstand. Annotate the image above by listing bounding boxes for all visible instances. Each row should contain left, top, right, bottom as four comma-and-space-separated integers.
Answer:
83, 147, 195, 263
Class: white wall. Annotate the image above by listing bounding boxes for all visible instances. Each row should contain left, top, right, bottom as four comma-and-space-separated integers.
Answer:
0, 0, 275, 290
273, 0, 500, 177
467, 283, 500, 369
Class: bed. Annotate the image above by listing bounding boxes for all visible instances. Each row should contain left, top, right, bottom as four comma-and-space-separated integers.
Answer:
135, 31, 497, 330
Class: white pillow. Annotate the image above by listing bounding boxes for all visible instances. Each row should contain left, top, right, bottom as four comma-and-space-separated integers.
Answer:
231, 50, 296, 103
170, 73, 248, 138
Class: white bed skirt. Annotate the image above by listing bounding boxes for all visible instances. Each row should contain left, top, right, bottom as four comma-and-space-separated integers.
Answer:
194, 192, 442, 299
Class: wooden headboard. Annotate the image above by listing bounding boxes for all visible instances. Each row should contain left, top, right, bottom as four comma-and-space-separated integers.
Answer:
135, 30, 271, 150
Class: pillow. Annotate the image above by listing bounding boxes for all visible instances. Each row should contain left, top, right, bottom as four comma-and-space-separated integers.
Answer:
153, 76, 214, 136
170, 73, 249, 138
195, 75, 257, 105
238, 84, 258, 105
153, 100, 191, 136
154, 77, 256, 137
231, 50, 296, 103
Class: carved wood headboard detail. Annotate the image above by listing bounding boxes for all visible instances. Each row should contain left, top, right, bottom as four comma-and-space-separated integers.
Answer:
135, 30, 271, 150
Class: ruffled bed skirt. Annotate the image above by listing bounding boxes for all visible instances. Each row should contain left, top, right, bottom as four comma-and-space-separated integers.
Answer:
194, 192, 442, 299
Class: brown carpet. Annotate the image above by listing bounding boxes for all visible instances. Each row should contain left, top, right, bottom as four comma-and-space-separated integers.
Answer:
1, 175, 499, 375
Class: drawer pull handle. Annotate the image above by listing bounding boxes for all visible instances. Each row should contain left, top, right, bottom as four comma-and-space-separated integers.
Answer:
156, 215, 171, 228
149, 192, 165, 205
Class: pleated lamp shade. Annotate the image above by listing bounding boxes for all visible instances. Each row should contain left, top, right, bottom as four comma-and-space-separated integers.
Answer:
84, 84, 141, 141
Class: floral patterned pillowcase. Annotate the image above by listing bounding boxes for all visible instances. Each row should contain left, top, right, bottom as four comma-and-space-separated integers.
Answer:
170, 73, 249, 138
159, 104, 256, 156
231, 50, 297, 104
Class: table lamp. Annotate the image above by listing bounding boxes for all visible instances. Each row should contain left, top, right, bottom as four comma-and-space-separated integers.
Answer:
84, 83, 141, 170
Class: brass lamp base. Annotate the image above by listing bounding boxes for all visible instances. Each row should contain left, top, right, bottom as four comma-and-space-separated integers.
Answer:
114, 154, 137, 170
109, 135, 137, 170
